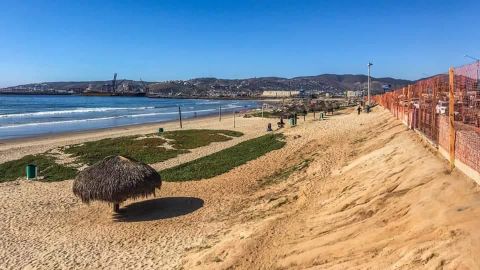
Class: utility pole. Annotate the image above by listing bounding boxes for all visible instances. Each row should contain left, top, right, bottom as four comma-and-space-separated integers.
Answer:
367, 62, 373, 106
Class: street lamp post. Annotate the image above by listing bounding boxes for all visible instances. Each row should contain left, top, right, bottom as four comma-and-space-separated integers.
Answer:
367, 62, 373, 106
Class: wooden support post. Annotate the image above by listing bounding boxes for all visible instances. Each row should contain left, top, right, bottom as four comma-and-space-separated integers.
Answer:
178, 106, 183, 128
407, 85, 411, 128
432, 78, 438, 140
233, 111, 236, 128
449, 67, 456, 171
113, 203, 120, 213
219, 106, 222, 121
403, 87, 407, 121
396, 96, 399, 119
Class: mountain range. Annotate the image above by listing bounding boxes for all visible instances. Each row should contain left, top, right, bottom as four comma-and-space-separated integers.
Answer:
1, 74, 412, 96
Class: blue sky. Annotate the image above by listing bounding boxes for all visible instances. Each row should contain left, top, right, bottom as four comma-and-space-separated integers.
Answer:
0, 0, 479, 87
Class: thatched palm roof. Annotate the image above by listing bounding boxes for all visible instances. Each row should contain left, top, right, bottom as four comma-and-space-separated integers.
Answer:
73, 156, 161, 204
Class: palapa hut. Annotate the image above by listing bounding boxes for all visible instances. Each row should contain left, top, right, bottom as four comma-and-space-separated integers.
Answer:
73, 155, 162, 213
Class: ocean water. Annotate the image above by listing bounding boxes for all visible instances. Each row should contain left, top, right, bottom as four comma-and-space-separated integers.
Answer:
0, 95, 259, 140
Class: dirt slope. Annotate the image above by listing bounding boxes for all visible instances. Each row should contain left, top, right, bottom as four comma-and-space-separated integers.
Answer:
183, 109, 480, 270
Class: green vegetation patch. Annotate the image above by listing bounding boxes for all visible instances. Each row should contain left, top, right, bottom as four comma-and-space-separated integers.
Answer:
64, 129, 243, 165
258, 159, 312, 187
161, 133, 286, 182
250, 111, 283, 118
163, 129, 243, 149
64, 136, 186, 165
0, 154, 77, 182
0, 129, 246, 183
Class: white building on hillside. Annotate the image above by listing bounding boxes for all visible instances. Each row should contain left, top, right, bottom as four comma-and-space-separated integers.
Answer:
262, 90, 300, 98
346, 90, 362, 98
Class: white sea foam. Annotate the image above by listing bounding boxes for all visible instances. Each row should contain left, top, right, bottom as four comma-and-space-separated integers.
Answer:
0, 109, 217, 129
0, 107, 156, 118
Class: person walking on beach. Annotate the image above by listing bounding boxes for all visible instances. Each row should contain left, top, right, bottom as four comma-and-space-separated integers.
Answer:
357, 106, 361, 115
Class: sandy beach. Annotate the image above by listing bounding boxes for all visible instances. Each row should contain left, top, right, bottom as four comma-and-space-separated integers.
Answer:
0, 112, 271, 164
1, 107, 479, 269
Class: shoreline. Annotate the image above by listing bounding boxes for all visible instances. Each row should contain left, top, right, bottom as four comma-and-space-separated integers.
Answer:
0, 108, 277, 163
0, 97, 274, 142
0, 111, 240, 145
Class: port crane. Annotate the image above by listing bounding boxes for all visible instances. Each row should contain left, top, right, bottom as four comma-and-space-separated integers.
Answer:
139, 78, 149, 93
112, 73, 117, 93
111, 73, 125, 93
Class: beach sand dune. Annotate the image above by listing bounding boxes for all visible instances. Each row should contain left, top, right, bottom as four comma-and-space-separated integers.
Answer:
192, 110, 480, 270
1, 108, 479, 269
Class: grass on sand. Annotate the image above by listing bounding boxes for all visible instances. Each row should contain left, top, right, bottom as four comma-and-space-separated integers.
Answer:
64, 129, 244, 165
0, 154, 77, 183
258, 159, 311, 187
161, 133, 286, 182
63, 136, 186, 165
250, 111, 283, 118
163, 129, 243, 149
0, 129, 245, 183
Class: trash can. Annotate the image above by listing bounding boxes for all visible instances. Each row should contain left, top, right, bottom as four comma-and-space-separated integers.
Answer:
26, 164, 37, 180
289, 118, 295, 126
158, 128, 164, 133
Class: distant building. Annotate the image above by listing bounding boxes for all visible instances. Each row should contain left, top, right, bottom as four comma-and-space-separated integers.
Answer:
382, 84, 392, 92
262, 90, 300, 98
346, 90, 362, 98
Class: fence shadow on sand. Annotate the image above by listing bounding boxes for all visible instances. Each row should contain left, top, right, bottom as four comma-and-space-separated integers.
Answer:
114, 197, 204, 222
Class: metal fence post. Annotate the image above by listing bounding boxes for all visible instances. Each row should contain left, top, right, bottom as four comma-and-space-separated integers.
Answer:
449, 67, 456, 171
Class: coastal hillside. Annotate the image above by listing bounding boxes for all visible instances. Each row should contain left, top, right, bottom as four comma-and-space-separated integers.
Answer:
1, 74, 412, 97
148, 74, 411, 97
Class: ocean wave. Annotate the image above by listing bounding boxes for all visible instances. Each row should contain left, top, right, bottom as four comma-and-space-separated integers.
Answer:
0, 109, 217, 129
196, 101, 221, 105
0, 116, 123, 129
0, 107, 156, 118
221, 105, 243, 109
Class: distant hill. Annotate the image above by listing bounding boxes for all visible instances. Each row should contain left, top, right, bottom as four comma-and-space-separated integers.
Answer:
1, 74, 412, 96
147, 74, 412, 96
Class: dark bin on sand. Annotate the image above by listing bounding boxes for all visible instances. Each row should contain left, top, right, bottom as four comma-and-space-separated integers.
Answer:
26, 164, 37, 180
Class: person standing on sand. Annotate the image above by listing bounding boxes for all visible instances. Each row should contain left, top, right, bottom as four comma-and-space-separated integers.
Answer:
357, 106, 361, 115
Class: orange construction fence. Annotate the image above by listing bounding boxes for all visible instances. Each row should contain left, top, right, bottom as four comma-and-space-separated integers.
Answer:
373, 61, 480, 182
